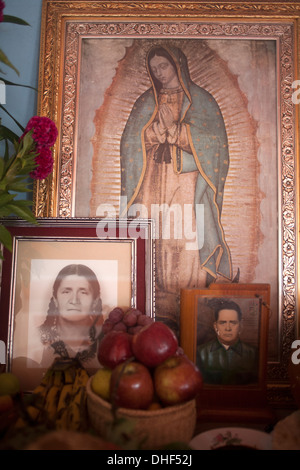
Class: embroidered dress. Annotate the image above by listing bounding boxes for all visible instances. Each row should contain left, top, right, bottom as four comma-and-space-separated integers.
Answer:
39, 315, 103, 371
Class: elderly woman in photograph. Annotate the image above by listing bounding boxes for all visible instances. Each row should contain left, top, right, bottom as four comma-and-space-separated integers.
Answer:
39, 264, 103, 369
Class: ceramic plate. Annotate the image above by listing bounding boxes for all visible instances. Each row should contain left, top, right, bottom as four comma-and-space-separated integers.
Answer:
189, 427, 272, 450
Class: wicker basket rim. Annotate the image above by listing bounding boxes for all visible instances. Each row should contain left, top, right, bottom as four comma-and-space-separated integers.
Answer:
86, 376, 196, 417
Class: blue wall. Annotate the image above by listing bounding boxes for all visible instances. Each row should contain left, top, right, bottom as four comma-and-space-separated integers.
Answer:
0, 0, 43, 135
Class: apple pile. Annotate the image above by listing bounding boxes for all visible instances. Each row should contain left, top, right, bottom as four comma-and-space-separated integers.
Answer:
102, 307, 153, 336
92, 320, 202, 410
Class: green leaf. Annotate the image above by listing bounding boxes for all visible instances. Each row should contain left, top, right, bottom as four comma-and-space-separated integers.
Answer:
0, 77, 37, 91
0, 104, 25, 132
0, 124, 20, 144
6, 182, 32, 193
7, 198, 33, 207
0, 49, 19, 75
0, 224, 13, 252
0, 192, 16, 207
2, 15, 30, 26
0, 205, 19, 217
21, 130, 34, 147
0, 158, 4, 179
5, 202, 37, 224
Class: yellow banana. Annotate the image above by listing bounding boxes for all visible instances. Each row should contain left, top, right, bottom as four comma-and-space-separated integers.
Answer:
63, 367, 76, 384
56, 383, 73, 414
39, 368, 54, 387
50, 380, 73, 431
29, 369, 53, 407
43, 371, 64, 421
32, 383, 47, 396
17, 361, 90, 430
55, 407, 69, 430
60, 365, 89, 431
73, 367, 89, 389
53, 370, 64, 388
26, 405, 41, 422
65, 389, 86, 431
44, 385, 61, 422
17, 374, 53, 427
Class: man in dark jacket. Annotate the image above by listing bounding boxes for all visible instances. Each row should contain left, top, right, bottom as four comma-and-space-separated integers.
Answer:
196, 300, 258, 385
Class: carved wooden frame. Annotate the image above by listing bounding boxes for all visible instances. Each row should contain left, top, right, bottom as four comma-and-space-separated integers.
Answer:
34, 1, 300, 405
0, 217, 155, 391
180, 284, 272, 418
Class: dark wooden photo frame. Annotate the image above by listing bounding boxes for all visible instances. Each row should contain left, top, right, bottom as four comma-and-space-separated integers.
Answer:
0, 218, 155, 391
180, 284, 274, 422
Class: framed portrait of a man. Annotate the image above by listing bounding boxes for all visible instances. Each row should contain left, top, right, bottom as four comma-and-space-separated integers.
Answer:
195, 296, 262, 387
180, 284, 272, 417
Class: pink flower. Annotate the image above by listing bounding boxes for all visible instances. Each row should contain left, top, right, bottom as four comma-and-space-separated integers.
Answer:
20, 115, 58, 180
30, 147, 54, 180
24, 116, 58, 148
0, 2, 5, 23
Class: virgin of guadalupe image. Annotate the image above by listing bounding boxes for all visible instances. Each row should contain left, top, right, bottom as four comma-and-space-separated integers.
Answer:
119, 45, 235, 330
89, 38, 275, 353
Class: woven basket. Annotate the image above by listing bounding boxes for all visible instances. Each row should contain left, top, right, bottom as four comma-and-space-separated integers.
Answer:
86, 376, 196, 450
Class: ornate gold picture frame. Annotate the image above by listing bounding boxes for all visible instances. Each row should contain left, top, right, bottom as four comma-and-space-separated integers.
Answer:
34, 1, 299, 403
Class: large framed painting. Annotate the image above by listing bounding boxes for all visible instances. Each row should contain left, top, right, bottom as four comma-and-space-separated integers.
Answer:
34, 1, 300, 401
0, 218, 154, 391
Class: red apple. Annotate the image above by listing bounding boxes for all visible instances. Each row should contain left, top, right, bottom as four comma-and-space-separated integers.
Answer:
137, 314, 153, 327
102, 320, 114, 335
97, 331, 133, 369
131, 321, 178, 368
123, 310, 138, 327
112, 321, 127, 332
125, 308, 143, 318
127, 325, 143, 335
110, 361, 154, 410
108, 307, 124, 324
154, 355, 203, 405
